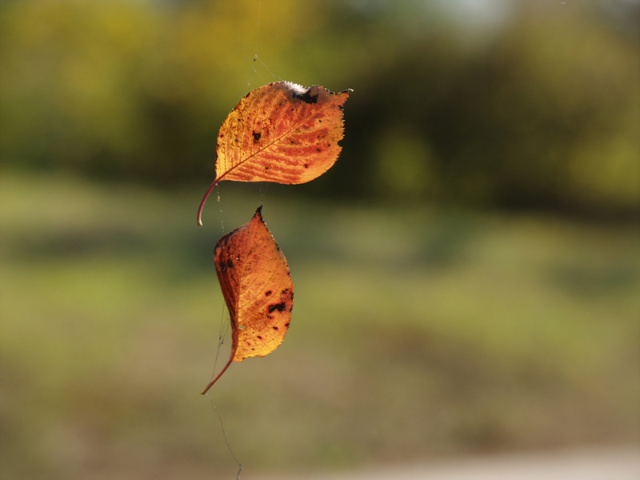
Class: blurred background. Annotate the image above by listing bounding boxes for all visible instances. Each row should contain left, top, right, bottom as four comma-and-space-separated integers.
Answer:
1, 0, 639, 479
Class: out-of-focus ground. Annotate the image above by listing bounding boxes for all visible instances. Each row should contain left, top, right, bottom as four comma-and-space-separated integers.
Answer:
1, 171, 638, 479
258, 447, 640, 480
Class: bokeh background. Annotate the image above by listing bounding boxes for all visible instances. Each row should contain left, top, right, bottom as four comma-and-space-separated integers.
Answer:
1, 0, 639, 479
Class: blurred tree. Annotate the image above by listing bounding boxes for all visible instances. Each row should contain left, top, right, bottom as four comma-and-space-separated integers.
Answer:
342, 1, 640, 215
0, 0, 326, 182
0, 1, 160, 173
1, 0, 638, 215
439, 1, 640, 215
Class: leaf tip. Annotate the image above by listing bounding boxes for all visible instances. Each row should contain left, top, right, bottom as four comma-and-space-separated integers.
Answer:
254, 204, 264, 220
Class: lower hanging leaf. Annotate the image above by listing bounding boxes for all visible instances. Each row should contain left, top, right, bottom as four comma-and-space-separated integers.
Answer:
202, 206, 294, 394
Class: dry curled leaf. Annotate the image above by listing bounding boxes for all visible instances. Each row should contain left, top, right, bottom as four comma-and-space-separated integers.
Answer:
197, 81, 352, 225
202, 206, 293, 394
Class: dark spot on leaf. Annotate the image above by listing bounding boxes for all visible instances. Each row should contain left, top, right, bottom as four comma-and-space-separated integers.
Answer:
226, 259, 234, 269
285, 322, 290, 328
272, 326, 279, 330
257, 335, 263, 340
268, 302, 286, 313
293, 89, 319, 104
265, 290, 272, 296
304, 163, 309, 168
253, 131, 261, 142
219, 263, 226, 272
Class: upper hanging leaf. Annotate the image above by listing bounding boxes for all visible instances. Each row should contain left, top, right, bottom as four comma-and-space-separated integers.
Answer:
201, 206, 294, 394
197, 81, 352, 225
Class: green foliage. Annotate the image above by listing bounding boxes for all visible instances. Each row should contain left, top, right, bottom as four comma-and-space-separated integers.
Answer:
0, 0, 325, 181
344, 2, 640, 214
1, 0, 638, 215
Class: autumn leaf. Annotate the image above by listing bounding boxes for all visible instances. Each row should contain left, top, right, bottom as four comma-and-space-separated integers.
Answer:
202, 206, 294, 394
197, 81, 352, 225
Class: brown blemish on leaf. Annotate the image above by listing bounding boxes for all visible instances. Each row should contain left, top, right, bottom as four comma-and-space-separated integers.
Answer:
268, 302, 287, 313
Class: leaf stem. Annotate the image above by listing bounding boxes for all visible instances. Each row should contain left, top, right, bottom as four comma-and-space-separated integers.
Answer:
201, 357, 233, 394
197, 177, 220, 226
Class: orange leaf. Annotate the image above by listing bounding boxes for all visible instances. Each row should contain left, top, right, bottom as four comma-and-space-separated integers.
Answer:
202, 206, 293, 394
197, 81, 352, 225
